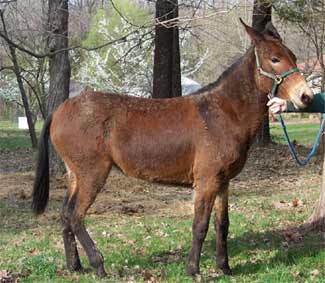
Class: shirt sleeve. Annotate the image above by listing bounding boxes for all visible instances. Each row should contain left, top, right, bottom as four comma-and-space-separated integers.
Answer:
286, 92, 325, 113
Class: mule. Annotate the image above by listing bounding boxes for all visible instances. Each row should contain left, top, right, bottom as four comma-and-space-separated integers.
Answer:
32, 20, 314, 277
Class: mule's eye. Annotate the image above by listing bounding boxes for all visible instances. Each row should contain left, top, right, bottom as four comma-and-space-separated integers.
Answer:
271, 57, 280, 64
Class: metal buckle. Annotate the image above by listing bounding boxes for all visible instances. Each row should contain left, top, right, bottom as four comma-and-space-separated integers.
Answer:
275, 75, 283, 84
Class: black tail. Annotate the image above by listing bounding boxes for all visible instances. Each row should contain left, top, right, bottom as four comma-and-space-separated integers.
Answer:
32, 114, 53, 215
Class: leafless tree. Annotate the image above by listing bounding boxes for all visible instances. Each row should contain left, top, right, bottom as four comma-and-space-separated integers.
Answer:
0, 0, 38, 147
153, 0, 182, 98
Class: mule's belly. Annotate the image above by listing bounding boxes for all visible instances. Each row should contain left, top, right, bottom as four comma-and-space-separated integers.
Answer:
117, 160, 193, 184
113, 147, 194, 184
109, 129, 195, 184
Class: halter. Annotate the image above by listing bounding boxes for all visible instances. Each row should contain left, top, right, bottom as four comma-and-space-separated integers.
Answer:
254, 48, 300, 98
255, 48, 325, 167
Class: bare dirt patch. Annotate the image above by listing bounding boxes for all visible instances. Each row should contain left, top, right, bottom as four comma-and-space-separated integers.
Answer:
0, 149, 35, 173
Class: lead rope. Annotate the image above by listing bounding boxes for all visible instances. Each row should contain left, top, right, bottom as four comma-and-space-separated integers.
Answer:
278, 112, 325, 167
270, 78, 325, 167
254, 48, 325, 166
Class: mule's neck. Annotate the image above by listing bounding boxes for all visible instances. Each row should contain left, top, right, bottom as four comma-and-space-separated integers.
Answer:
207, 47, 269, 142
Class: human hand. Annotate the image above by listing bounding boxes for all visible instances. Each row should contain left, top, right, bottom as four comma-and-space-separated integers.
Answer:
267, 97, 287, 114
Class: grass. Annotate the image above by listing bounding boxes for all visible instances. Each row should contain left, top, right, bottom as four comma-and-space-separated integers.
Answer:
270, 120, 320, 146
0, 120, 42, 150
0, 184, 324, 283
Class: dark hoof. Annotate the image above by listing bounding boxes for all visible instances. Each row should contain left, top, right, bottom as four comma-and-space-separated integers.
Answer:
186, 264, 199, 277
96, 266, 107, 278
68, 262, 83, 273
221, 267, 232, 276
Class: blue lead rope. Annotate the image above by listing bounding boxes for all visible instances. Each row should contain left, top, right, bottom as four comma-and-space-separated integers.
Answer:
254, 48, 325, 166
278, 113, 325, 167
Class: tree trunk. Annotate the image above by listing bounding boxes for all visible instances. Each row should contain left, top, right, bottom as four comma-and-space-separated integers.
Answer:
0, 11, 38, 148
308, 154, 325, 230
152, 0, 181, 98
11, 47, 38, 148
308, 66, 325, 230
252, 0, 272, 145
47, 0, 71, 174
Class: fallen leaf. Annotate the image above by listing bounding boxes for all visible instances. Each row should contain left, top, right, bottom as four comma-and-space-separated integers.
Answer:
292, 199, 298, 207
28, 248, 40, 256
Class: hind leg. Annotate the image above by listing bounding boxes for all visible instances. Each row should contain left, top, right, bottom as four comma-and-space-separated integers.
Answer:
61, 167, 82, 272
68, 164, 111, 277
70, 184, 106, 277
62, 195, 83, 272
62, 224, 82, 272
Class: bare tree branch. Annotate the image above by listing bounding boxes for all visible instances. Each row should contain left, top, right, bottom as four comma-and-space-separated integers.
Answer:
0, 2, 232, 59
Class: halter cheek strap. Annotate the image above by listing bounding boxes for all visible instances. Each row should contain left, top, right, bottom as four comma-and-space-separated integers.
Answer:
255, 48, 325, 167
254, 48, 300, 98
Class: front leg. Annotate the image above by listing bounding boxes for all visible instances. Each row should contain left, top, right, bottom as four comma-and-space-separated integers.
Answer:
213, 183, 231, 275
187, 179, 219, 276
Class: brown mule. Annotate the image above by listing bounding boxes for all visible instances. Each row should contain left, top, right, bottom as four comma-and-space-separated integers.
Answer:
32, 20, 313, 277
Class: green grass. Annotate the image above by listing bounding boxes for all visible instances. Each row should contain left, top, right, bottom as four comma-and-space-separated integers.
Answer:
0, 184, 324, 283
0, 120, 42, 150
271, 121, 319, 146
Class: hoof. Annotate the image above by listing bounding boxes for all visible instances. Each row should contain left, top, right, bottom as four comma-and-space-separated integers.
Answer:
186, 264, 199, 277
68, 262, 83, 273
218, 261, 232, 275
75, 266, 84, 273
96, 266, 107, 278
221, 267, 232, 276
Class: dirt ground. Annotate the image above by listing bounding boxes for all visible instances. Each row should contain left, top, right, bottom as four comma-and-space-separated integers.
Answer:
0, 143, 322, 218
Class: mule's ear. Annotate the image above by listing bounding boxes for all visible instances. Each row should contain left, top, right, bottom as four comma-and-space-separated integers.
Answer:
263, 21, 282, 41
239, 18, 263, 45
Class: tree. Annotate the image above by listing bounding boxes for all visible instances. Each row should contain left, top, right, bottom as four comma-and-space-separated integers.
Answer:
0, 2, 38, 148
252, 0, 272, 145
275, 0, 325, 229
153, 0, 181, 98
0, 0, 53, 147
47, 0, 71, 173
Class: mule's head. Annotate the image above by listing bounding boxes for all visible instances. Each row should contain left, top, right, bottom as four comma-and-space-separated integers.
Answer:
240, 19, 314, 109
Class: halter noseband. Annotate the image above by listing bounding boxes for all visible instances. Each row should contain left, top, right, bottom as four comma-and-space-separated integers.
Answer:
254, 48, 300, 98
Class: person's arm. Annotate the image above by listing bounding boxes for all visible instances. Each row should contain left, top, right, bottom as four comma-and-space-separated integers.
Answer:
286, 92, 325, 113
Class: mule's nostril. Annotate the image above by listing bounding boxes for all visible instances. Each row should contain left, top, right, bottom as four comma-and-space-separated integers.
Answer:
301, 93, 312, 105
